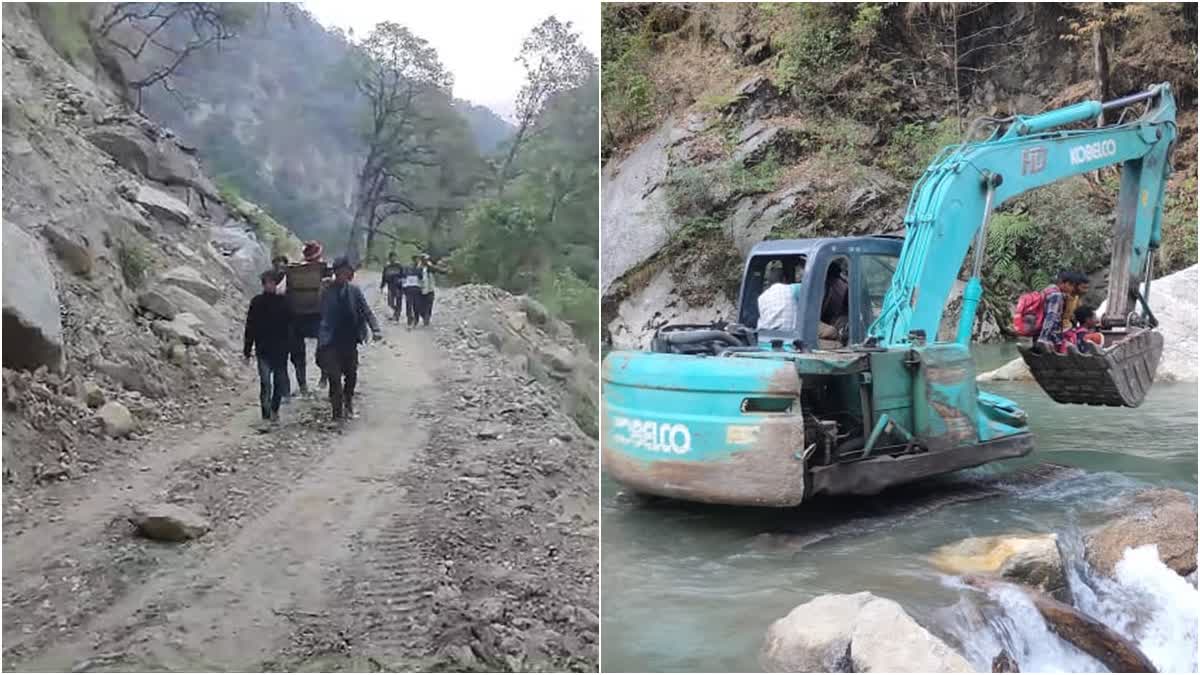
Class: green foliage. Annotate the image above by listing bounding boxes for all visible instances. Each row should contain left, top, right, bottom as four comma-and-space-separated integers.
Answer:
666, 154, 782, 225
601, 5, 657, 150
775, 4, 852, 105
117, 239, 151, 289
982, 182, 1111, 309
849, 3, 885, 46
878, 120, 961, 182
30, 3, 95, 68
536, 268, 599, 352
1159, 176, 1199, 274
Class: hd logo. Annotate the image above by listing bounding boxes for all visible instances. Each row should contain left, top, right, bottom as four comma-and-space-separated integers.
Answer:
1069, 139, 1118, 166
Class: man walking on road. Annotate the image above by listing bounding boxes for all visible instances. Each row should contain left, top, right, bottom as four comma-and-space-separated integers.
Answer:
317, 257, 382, 423
244, 270, 293, 428
380, 252, 405, 323
401, 255, 425, 329
417, 254, 446, 327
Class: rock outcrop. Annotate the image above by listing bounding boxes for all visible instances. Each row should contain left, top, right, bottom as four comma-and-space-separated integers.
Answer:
159, 265, 221, 305
86, 125, 219, 199
761, 592, 973, 673
977, 357, 1033, 382
1085, 488, 1198, 578
931, 533, 1068, 601
3, 220, 64, 372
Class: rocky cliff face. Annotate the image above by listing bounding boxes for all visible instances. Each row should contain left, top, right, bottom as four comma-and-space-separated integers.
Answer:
601, 3, 1195, 351
1, 3, 298, 485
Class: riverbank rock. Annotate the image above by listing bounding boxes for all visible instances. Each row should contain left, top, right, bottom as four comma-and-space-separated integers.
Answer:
851, 596, 975, 673
1097, 264, 1197, 382
129, 503, 210, 541
931, 533, 1067, 600
3, 220, 65, 373
96, 401, 134, 437
1085, 488, 1197, 577
976, 358, 1032, 382
761, 592, 973, 673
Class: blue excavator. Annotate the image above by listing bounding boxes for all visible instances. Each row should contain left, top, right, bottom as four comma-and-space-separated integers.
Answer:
603, 83, 1177, 507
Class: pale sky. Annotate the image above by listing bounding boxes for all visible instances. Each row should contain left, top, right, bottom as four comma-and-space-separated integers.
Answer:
303, 0, 599, 120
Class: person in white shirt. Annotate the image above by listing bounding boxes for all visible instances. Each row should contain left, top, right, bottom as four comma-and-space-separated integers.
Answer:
757, 264, 800, 331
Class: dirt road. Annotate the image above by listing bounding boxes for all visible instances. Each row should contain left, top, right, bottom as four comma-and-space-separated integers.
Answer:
2, 284, 599, 672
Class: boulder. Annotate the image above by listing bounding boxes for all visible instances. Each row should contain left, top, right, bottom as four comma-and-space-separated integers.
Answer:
96, 359, 168, 399
42, 224, 95, 277
168, 343, 188, 366
86, 127, 218, 198
151, 317, 201, 346
931, 533, 1067, 600
761, 592, 870, 672
159, 265, 221, 305
850, 596, 975, 673
229, 243, 271, 294
129, 503, 210, 542
520, 295, 551, 326
82, 381, 105, 408
130, 184, 192, 227
976, 358, 1032, 382
96, 401, 134, 437
137, 285, 224, 329
1085, 488, 1197, 577
762, 592, 972, 673
539, 344, 576, 373
3, 220, 64, 372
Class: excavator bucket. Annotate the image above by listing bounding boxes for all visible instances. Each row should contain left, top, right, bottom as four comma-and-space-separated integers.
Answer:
1017, 328, 1163, 408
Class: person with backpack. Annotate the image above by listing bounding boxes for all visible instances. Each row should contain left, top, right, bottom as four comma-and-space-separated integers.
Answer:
380, 252, 405, 323
317, 257, 382, 423
1012, 271, 1081, 352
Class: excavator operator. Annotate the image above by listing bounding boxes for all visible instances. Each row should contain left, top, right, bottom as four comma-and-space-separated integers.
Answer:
819, 261, 849, 343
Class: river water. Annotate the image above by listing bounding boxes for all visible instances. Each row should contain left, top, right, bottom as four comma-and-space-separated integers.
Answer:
600, 344, 1197, 672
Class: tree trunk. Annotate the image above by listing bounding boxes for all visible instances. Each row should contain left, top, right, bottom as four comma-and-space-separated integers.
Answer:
496, 121, 529, 198
963, 576, 1156, 673
1093, 28, 1109, 127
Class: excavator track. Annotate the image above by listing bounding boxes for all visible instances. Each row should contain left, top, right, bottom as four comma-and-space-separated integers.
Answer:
1017, 328, 1163, 408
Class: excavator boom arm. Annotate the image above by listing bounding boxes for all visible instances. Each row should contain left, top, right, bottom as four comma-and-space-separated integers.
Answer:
869, 83, 1177, 347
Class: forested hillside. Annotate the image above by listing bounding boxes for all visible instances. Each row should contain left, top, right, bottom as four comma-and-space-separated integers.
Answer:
600, 3, 1196, 348
113, 3, 597, 348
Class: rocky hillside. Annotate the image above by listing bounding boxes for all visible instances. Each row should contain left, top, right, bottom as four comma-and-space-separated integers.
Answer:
2, 3, 301, 487
601, 3, 1197, 349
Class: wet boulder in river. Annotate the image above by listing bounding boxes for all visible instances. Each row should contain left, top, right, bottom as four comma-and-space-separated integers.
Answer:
761, 592, 974, 673
931, 533, 1068, 601
1085, 488, 1197, 578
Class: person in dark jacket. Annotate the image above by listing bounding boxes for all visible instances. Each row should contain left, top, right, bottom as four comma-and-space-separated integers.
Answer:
244, 270, 293, 425
380, 252, 405, 322
317, 257, 382, 422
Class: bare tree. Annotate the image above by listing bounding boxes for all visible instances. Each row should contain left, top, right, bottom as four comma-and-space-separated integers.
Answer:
903, 3, 1036, 132
346, 22, 451, 263
97, 2, 248, 111
497, 16, 592, 196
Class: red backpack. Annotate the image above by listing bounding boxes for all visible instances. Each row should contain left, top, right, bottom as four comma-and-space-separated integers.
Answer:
1011, 287, 1051, 337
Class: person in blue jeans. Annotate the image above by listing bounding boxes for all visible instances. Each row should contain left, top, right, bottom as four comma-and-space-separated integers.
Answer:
243, 270, 293, 426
